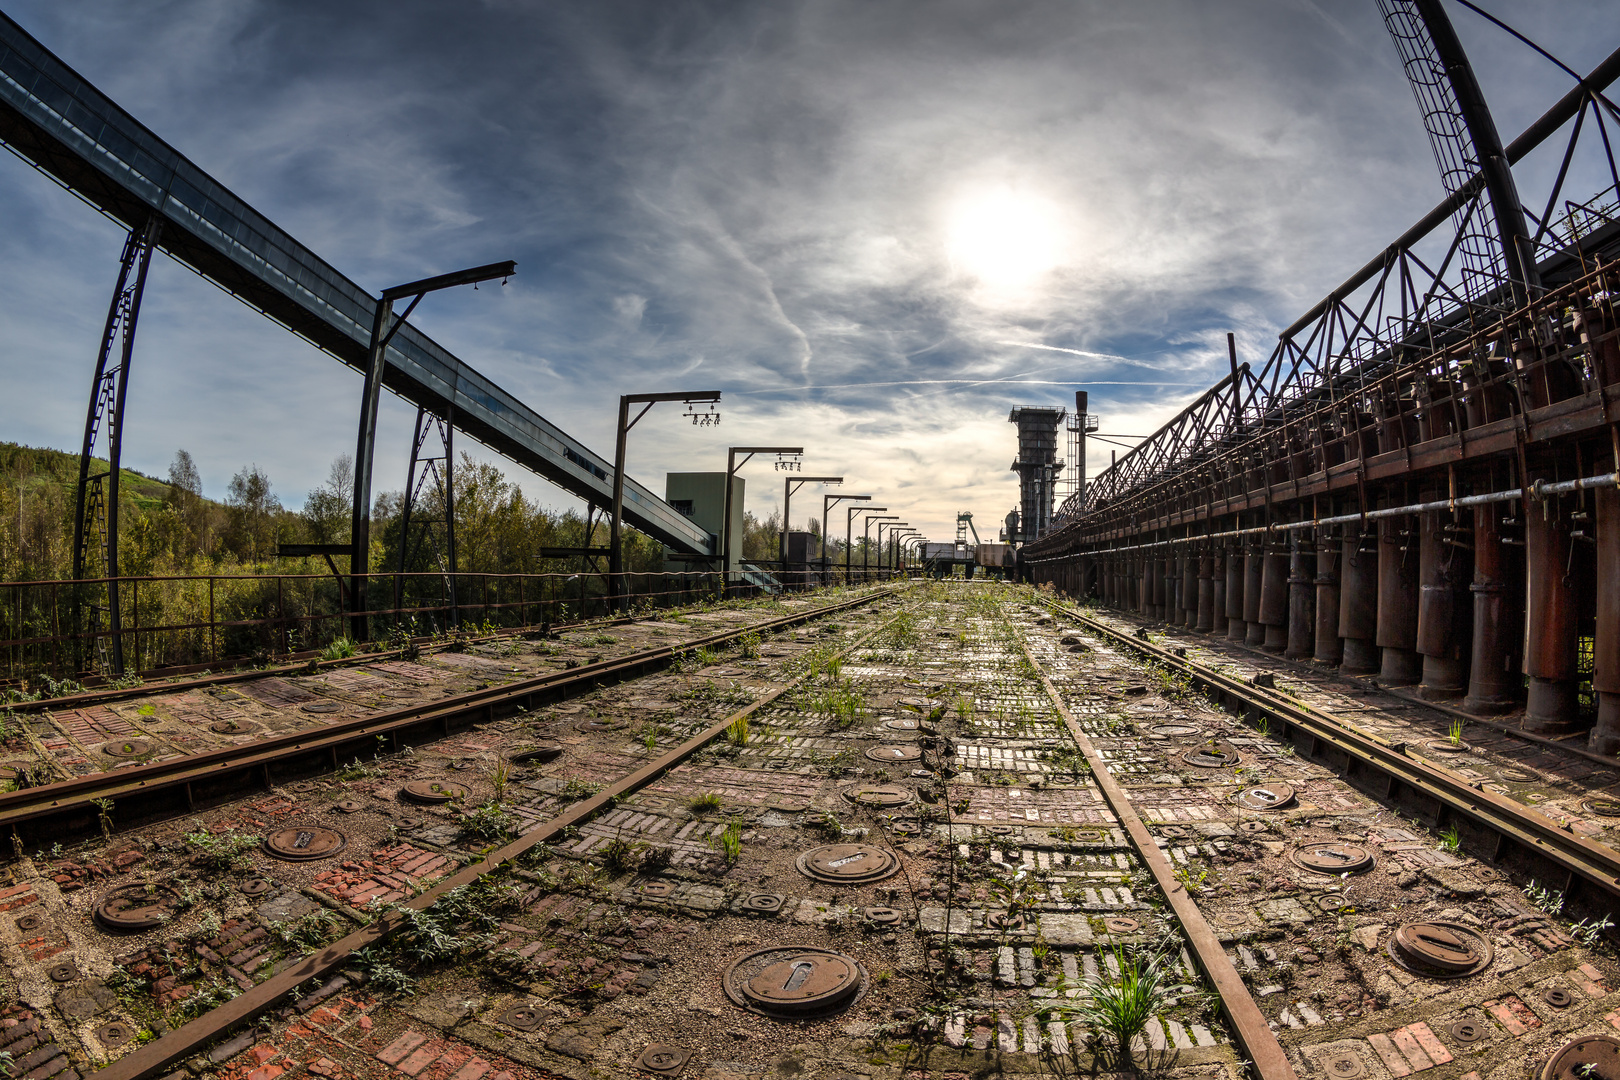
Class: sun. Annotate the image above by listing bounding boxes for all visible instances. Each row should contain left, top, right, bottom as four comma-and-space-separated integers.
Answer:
944, 185, 1067, 295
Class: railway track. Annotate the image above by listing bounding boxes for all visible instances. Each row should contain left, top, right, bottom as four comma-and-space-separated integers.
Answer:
0, 582, 1615, 1080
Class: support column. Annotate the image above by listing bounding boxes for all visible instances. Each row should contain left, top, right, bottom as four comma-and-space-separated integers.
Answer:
1211, 553, 1228, 636
1244, 544, 1266, 647
1376, 502, 1422, 685
1339, 530, 1379, 673
1524, 484, 1580, 732
1169, 553, 1186, 626
1285, 532, 1315, 660
1593, 479, 1620, 754
1314, 528, 1342, 665
1183, 552, 1199, 628
1226, 542, 1246, 642
1259, 543, 1289, 653
1196, 553, 1215, 633
1151, 555, 1166, 621
1140, 557, 1152, 616
1464, 491, 1519, 713
1416, 497, 1469, 699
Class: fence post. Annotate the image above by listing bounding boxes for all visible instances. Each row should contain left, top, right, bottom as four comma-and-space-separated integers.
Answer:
209, 577, 216, 663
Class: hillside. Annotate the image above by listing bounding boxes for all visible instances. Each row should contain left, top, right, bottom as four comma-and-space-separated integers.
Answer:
0, 441, 185, 511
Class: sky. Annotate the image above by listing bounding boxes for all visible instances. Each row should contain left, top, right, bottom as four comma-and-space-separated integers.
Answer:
1, 0, 1616, 545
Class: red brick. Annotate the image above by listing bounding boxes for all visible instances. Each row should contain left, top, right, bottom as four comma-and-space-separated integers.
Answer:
395, 1045, 439, 1077
1367, 1034, 1412, 1077
448, 1059, 490, 1080
1407, 1024, 1451, 1066
377, 1032, 428, 1066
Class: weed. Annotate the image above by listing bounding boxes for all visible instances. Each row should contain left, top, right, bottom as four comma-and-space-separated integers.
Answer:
1052, 942, 1174, 1067
1527, 879, 1566, 916
738, 631, 762, 660
336, 756, 382, 781
689, 792, 723, 814
272, 909, 343, 951
457, 801, 516, 842
1439, 824, 1462, 853
488, 758, 512, 805
726, 715, 750, 747
92, 798, 114, 840
693, 646, 720, 667
1175, 864, 1211, 892
354, 946, 417, 996
1448, 718, 1466, 746
1572, 914, 1615, 947
560, 778, 604, 801
320, 637, 358, 662
954, 693, 974, 724
599, 832, 645, 872
713, 820, 744, 865
183, 829, 260, 872
641, 725, 659, 753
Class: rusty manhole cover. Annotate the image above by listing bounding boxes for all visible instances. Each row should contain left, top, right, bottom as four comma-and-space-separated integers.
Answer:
768, 794, 813, 813
1450, 1019, 1489, 1044
1496, 768, 1537, 783
1321, 1052, 1366, 1079
1541, 1036, 1620, 1080
511, 742, 564, 764
1183, 740, 1239, 768
1234, 784, 1297, 811
1544, 987, 1574, 1008
334, 799, 365, 813
1289, 842, 1374, 875
987, 911, 1026, 931
639, 880, 676, 897
796, 844, 900, 884
402, 780, 466, 803
301, 701, 344, 714
47, 961, 78, 983
887, 817, 922, 836
1581, 798, 1620, 818
96, 1021, 135, 1048
724, 946, 869, 1019
864, 745, 923, 764
885, 717, 920, 731
1106, 917, 1141, 933
94, 884, 181, 931
898, 697, 938, 712
264, 826, 348, 861
501, 1005, 546, 1031
210, 719, 252, 734
864, 907, 901, 925
636, 1043, 691, 1076
842, 783, 912, 808
741, 893, 784, 913
576, 718, 627, 732
1387, 921, 1493, 977
239, 877, 273, 897
102, 739, 154, 759
1215, 912, 1248, 926
1150, 723, 1202, 738
1424, 738, 1468, 754
15, 912, 43, 932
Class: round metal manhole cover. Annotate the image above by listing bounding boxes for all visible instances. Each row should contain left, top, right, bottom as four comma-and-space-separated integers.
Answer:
94, 884, 181, 932
210, 719, 252, 734
500, 1005, 546, 1031
865, 907, 902, 926
1238, 820, 1272, 834
724, 947, 868, 1019
887, 817, 922, 837
402, 780, 466, 803
102, 739, 154, 760
301, 701, 344, 714
768, 794, 813, 813
1581, 798, 1620, 819
796, 844, 900, 885
1215, 912, 1248, 927
96, 1021, 135, 1048
1450, 1019, 1489, 1044
1496, 767, 1538, 783
842, 783, 912, 808
1289, 842, 1375, 875
1315, 891, 1354, 913
576, 718, 627, 733
1106, 917, 1141, 933
1183, 740, 1240, 768
15, 912, 44, 933
47, 961, 78, 983
263, 826, 348, 862
864, 745, 924, 764
1321, 1052, 1366, 1079
511, 742, 564, 764
987, 911, 1026, 931
639, 880, 676, 898
636, 1043, 692, 1076
240, 877, 274, 897
741, 893, 784, 913
334, 799, 365, 813
1235, 784, 1297, 811
1150, 723, 1202, 738
1544, 987, 1574, 1008
1424, 738, 1468, 754
1387, 921, 1494, 977
1541, 1036, 1620, 1080
898, 696, 939, 712
885, 717, 920, 731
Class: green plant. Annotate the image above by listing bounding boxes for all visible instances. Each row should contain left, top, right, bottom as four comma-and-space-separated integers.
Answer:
738, 631, 762, 659
183, 828, 260, 872
599, 832, 645, 872
1175, 864, 1210, 892
1052, 943, 1173, 1067
1572, 914, 1615, 947
1448, 718, 1466, 746
1527, 879, 1566, 915
320, 637, 358, 661
488, 758, 512, 805
641, 725, 659, 753
354, 946, 417, 996
336, 756, 382, 781
457, 801, 516, 842
560, 777, 604, 801
712, 820, 744, 865
689, 792, 723, 813
1438, 824, 1462, 853
693, 646, 720, 667
92, 798, 114, 840
726, 715, 750, 747
272, 909, 343, 951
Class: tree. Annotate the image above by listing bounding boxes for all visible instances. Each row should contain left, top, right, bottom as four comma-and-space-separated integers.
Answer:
225, 464, 282, 562
301, 454, 354, 546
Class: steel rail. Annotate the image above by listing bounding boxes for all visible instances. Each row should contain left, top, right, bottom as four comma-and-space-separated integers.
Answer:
0, 588, 892, 839
1044, 601, 1620, 901
1017, 635, 1299, 1080
92, 600, 901, 1080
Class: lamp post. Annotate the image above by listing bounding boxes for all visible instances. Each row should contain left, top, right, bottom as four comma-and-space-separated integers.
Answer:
349, 259, 516, 641
877, 521, 908, 578
847, 503, 887, 585
894, 531, 919, 573
611, 391, 722, 613
716, 446, 804, 596
783, 476, 843, 569
822, 494, 871, 585
862, 513, 897, 582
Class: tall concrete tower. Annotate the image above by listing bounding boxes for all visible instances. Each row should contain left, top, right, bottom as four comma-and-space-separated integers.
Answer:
1008, 406, 1065, 543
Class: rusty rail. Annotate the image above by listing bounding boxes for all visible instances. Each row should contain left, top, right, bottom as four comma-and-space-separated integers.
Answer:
0, 587, 894, 842
1047, 600, 1620, 901
1018, 635, 1300, 1080
91, 595, 901, 1080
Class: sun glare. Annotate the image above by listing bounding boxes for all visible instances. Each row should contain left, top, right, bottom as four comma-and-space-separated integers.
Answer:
944, 186, 1067, 296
